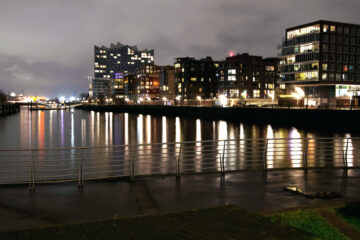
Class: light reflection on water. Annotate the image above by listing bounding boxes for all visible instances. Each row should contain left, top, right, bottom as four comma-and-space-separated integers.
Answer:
0, 107, 358, 172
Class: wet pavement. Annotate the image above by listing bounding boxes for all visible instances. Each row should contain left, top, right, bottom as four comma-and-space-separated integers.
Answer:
0, 169, 360, 232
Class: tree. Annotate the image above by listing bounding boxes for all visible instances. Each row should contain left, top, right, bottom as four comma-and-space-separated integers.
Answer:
0, 90, 7, 104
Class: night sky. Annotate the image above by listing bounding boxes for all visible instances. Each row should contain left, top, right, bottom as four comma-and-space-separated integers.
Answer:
1, 0, 359, 97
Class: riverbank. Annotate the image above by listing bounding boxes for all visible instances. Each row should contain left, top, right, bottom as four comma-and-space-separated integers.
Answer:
77, 104, 360, 131
0, 103, 20, 117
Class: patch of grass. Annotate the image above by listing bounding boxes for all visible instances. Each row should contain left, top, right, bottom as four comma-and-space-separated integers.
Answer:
0, 206, 316, 240
268, 209, 348, 240
337, 203, 360, 233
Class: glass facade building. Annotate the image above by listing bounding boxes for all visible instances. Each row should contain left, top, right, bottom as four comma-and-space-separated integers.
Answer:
92, 42, 154, 99
280, 20, 360, 105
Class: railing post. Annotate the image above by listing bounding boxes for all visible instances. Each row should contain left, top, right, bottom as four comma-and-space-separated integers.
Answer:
263, 139, 268, 171
303, 138, 308, 169
176, 143, 182, 177
130, 158, 135, 181
344, 138, 349, 169
220, 140, 226, 175
78, 150, 84, 189
29, 150, 36, 191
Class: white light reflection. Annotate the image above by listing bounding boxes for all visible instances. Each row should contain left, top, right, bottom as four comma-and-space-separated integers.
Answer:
71, 111, 74, 147
195, 119, 201, 172
96, 112, 100, 144
239, 124, 245, 170
109, 112, 113, 145
81, 118, 86, 146
125, 113, 129, 145
60, 110, 64, 147
90, 111, 95, 146
146, 115, 151, 144
162, 116, 167, 143
289, 128, 302, 168
344, 134, 353, 167
175, 117, 181, 143
266, 125, 274, 169
175, 117, 181, 163
105, 112, 109, 145
218, 121, 228, 171
137, 114, 143, 144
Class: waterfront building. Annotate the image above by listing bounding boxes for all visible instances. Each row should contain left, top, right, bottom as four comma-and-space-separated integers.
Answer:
217, 53, 280, 99
174, 57, 218, 99
160, 66, 175, 100
124, 74, 137, 100
279, 20, 360, 106
92, 42, 154, 99
136, 64, 161, 100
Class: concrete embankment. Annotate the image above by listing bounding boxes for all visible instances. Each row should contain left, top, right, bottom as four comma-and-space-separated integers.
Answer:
76, 104, 360, 131
0, 103, 20, 117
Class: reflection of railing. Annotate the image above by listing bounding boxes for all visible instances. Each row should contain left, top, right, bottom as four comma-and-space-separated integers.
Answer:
0, 137, 359, 187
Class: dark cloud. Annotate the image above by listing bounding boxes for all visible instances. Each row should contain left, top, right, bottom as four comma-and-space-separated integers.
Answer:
0, 0, 359, 97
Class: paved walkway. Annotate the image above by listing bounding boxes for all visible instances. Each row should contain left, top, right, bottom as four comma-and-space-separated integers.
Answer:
1, 169, 360, 232
316, 208, 360, 239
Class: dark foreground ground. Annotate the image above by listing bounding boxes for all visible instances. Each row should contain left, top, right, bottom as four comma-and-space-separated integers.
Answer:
0, 206, 315, 240
0, 169, 360, 239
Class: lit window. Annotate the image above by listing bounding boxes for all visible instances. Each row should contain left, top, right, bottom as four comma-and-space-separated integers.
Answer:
330, 25, 336, 32
228, 76, 236, 81
191, 77, 197, 81
266, 66, 275, 71
228, 69, 236, 75
323, 25, 329, 32
174, 63, 181, 68
253, 90, 260, 98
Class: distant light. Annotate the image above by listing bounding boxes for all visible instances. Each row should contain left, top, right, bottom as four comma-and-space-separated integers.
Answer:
241, 90, 247, 99
219, 94, 227, 107
176, 95, 181, 100
196, 96, 202, 101
69, 96, 76, 102
162, 97, 167, 101
59, 96, 65, 102
10, 92, 16, 97
229, 51, 235, 57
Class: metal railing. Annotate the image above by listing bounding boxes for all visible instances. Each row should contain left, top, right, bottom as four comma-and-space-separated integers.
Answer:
0, 137, 359, 187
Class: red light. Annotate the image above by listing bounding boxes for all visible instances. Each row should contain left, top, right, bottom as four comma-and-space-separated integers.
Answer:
229, 51, 235, 57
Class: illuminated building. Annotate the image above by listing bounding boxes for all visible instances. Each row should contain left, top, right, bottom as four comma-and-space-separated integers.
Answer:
136, 64, 161, 100
124, 74, 137, 100
279, 20, 360, 106
160, 66, 175, 100
92, 42, 154, 99
174, 57, 218, 99
217, 53, 280, 98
